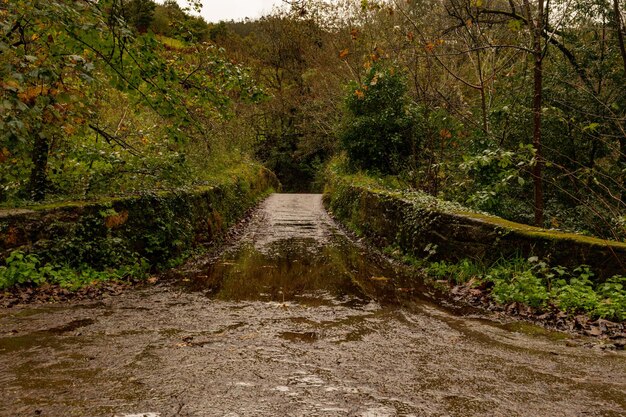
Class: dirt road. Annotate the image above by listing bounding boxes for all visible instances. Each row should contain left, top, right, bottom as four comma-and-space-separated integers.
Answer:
0, 194, 624, 417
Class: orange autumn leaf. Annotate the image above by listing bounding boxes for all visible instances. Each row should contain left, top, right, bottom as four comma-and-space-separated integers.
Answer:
62, 124, 77, 135
18, 86, 50, 104
3, 80, 20, 91
0, 148, 10, 163
339, 48, 349, 59
354, 89, 365, 99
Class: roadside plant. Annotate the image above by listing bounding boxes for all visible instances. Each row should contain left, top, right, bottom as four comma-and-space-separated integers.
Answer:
0, 250, 149, 290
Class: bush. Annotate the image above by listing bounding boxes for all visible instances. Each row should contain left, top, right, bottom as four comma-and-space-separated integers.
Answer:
0, 250, 149, 291
340, 64, 420, 174
425, 255, 626, 321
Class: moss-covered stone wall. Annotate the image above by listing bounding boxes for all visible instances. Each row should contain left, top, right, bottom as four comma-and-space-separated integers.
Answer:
324, 172, 626, 280
0, 164, 279, 270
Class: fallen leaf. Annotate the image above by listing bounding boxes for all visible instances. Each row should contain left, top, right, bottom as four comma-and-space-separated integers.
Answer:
370, 276, 389, 282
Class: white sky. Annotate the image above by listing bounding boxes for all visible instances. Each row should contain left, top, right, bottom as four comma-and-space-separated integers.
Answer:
164, 1, 286, 22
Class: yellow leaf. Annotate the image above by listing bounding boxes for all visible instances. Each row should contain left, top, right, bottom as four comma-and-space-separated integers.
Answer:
3, 80, 20, 91
63, 125, 77, 135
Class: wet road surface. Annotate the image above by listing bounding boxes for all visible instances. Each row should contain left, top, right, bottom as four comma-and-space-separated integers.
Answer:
0, 193, 625, 417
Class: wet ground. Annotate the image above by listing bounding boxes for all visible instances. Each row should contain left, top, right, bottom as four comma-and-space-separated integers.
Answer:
0, 193, 625, 417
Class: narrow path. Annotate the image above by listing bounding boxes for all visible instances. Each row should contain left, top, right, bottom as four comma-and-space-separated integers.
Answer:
0, 194, 624, 417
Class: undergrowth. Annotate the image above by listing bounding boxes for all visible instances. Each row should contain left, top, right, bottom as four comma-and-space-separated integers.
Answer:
423, 256, 626, 322
0, 250, 149, 291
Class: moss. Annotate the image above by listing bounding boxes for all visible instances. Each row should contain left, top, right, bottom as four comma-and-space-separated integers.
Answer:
453, 211, 626, 248
1, 162, 279, 273
324, 166, 626, 280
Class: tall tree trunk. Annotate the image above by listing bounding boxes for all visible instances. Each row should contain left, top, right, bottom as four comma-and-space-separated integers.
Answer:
612, 0, 626, 203
613, 0, 626, 74
29, 133, 49, 202
476, 49, 489, 134
525, 0, 545, 226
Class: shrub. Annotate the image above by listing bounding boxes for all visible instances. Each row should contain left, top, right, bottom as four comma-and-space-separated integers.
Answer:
340, 64, 420, 174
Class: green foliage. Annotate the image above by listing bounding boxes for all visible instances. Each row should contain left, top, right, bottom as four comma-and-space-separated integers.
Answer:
594, 276, 626, 321
487, 261, 550, 308
428, 256, 626, 321
0, 251, 46, 288
150, 0, 209, 42
427, 259, 483, 285
0, 250, 149, 291
1, 0, 265, 205
340, 64, 420, 174
456, 144, 534, 219
122, 0, 156, 33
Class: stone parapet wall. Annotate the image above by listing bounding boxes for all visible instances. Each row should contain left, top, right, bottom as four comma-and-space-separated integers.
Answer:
0, 165, 279, 270
324, 173, 626, 280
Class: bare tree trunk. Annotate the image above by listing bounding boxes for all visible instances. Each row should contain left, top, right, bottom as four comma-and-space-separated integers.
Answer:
525, 0, 545, 226
29, 133, 49, 202
613, 0, 626, 74
612, 0, 626, 203
476, 49, 489, 133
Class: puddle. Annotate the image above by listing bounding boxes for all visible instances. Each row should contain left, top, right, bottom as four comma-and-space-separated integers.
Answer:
182, 237, 425, 310
279, 331, 319, 343
116, 414, 161, 417
47, 318, 95, 334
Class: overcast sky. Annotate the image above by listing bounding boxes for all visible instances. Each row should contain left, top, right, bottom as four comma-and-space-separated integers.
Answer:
165, 0, 286, 22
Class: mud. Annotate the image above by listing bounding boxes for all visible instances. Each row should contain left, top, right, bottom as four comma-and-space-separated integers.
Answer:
0, 194, 625, 417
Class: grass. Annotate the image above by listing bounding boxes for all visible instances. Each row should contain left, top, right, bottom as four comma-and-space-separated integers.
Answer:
156, 35, 187, 50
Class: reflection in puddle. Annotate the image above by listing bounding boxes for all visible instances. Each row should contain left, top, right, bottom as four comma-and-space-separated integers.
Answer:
182, 237, 425, 308
279, 331, 319, 343
0, 318, 95, 354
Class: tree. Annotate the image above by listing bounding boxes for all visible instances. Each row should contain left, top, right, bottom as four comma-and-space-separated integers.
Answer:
1, 0, 263, 202
123, 0, 156, 33
340, 63, 420, 174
